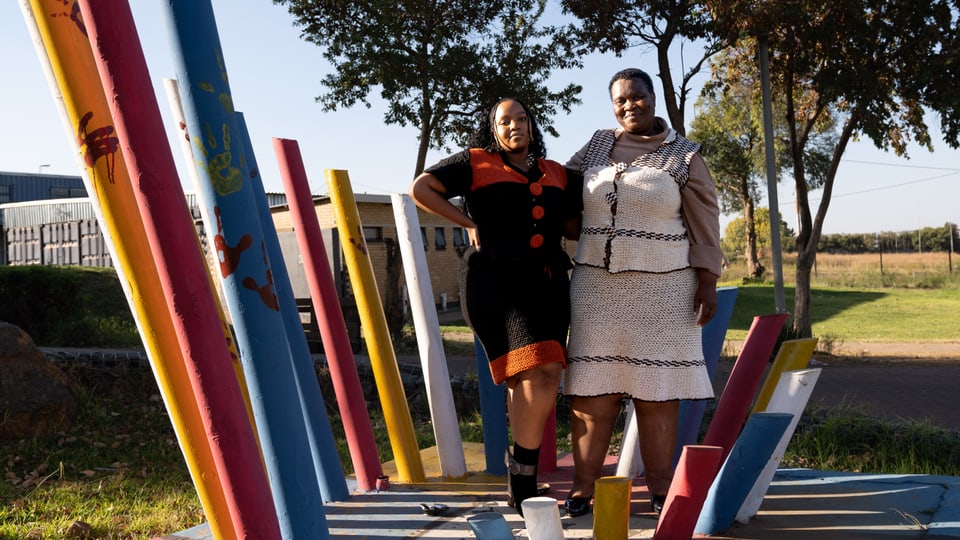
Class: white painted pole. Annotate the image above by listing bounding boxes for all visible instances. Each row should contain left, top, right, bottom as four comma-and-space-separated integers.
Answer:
615, 403, 644, 477
735, 368, 822, 523
390, 193, 467, 477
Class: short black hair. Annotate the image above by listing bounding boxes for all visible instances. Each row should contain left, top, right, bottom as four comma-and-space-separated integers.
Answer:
468, 97, 547, 160
608, 68, 655, 97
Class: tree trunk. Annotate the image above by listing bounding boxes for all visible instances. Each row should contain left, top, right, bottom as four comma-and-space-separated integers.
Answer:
742, 195, 764, 279
792, 247, 815, 338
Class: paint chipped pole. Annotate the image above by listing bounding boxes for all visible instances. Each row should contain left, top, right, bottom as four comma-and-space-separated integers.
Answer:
695, 412, 794, 536
21, 3, 239, 537
702, 313, 788, 462
74, 1, 281, 537
274, 137, 383, 491
160, 1, 328, 536
326, 169, 426, 483
737, 368, 822, 523
236, 113, 349, 502
392, 192, 467, 478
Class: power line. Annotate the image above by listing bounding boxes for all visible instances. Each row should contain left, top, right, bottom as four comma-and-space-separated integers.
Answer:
780, 170, 960, 207
843, 159, 960, 172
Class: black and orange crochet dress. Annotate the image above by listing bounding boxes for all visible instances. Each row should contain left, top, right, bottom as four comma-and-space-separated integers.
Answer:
425, 148, 582, 384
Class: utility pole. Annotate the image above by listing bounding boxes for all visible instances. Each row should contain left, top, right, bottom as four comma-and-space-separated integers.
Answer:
949, 223, 955, 273
758, 31, 786, 314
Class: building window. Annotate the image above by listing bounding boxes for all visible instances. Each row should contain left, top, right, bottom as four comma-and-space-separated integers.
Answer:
49, 187, 85, 199
420, 227, 429, 249
435, 228, 447, 250
452, 227, 467, 247
362, 226, 382, 242
0, 185, 11, 204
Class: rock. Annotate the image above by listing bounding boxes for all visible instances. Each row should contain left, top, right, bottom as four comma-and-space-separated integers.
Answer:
0, 322, 76, 441
65, 520, 93, 539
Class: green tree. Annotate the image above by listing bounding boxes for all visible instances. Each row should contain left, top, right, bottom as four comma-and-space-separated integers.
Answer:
559, 0, 724, 134
693, 48, 835, 279
273, 0, 582, 175
722, 207, 795, 272
708, 0, 960, 337
690, 71, 767, 277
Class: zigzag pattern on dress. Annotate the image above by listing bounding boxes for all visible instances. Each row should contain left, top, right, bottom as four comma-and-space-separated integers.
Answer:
568, 355, 707, 368
582, 225, 687, 242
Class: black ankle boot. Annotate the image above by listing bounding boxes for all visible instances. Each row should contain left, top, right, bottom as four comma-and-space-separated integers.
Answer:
505, 451, 538, 516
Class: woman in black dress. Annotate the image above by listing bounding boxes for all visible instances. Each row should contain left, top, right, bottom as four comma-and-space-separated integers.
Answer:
410, 98, 581, 514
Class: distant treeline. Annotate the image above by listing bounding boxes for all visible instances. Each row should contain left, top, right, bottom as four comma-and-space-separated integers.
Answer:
818, 223, 958, 254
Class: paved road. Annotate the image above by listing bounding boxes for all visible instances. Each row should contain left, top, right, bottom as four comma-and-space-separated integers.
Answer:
434, 343, 960, 434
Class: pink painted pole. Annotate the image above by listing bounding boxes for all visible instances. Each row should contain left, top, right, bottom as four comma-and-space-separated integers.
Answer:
702, 313, 788, 462
653, 445, 723, 540
273, 138, 383, 491
76, 2, 280, 538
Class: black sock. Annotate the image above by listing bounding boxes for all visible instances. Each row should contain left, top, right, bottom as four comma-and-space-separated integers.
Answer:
512, 443, 540, 466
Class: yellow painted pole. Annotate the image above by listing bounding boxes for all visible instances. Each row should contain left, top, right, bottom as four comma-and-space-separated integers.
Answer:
752, 337, 818, 413
325, 169, 425, 483
593, 476, 632, 540
22, 2, 236, 537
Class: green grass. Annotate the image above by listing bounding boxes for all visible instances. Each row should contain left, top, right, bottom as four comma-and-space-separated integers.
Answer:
719, 282, 960, 343
0, 367, 204, 539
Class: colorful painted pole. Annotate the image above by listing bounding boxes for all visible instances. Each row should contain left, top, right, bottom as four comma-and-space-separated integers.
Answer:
20, 3, 239, 538
736, 368, 822, 523
391, 193, 467, 478
702, 313, 789, 461
521, 497, 564, 539
675, 286, 739, 461
653, 445, 723, 540
617, 286, 738, 478
162, 77, 259, 433
593, 476, 632, 540
74, 1, 281, 537
752, 337, 818, 413
325, 169, 426, 483
474, 337, 509, 475
235, 113, 347, 502
695, 412, 794, 536
159, 1, 327, 536
273, 137, 383, 491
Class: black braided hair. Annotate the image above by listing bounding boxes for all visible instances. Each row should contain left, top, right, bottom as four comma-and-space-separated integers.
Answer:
467, 97, 547, 166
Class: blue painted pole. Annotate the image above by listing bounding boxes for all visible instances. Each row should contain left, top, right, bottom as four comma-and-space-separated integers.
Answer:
475, 336, 508, 474
674, 286, 738, 465
694, 412, 794, 536
236, 113, 348, 502
161, 2, 326, 537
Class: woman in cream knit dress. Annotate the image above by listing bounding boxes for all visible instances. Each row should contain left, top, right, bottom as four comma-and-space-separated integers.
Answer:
562, 68, 723, 517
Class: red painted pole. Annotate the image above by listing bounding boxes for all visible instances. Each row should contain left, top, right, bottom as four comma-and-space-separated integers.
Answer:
76, 2, 280, 537
273, 137, 383, 491
653, 445, 723, 540
702, 313, 788, 462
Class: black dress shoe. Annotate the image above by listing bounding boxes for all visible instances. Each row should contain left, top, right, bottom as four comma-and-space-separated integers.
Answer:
564, 495, 592, 517
651, 494, 666, 515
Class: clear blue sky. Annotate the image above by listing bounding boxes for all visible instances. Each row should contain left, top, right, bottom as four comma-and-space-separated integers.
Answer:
3, 1, 958, 237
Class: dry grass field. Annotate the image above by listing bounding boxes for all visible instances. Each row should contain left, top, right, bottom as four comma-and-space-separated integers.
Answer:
722, 251, 958, 289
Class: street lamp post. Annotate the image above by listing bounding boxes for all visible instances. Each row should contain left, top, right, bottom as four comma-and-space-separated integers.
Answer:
38, 164, 50, 174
